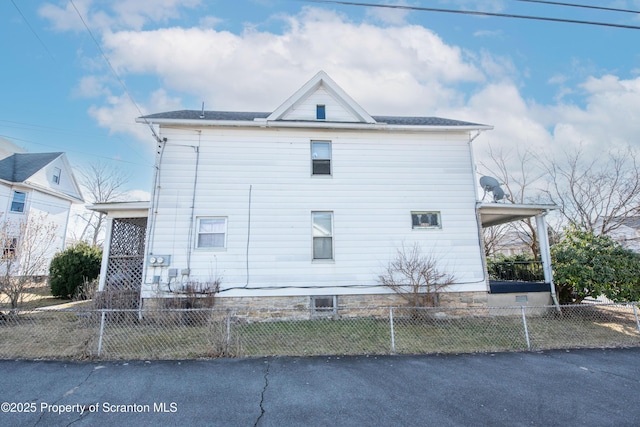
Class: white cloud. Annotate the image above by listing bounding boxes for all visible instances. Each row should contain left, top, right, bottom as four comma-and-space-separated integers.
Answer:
98, 7, 484, 118
88, 89, 183, 144
39, 0, 201, 32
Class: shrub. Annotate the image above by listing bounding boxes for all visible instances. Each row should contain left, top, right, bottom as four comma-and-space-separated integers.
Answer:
49, 243, 102, 298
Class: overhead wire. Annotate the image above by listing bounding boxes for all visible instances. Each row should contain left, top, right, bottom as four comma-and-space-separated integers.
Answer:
509, 0, 640, 15
9, 0, 58, 63
303, 0, 640, 30
68, 0, 163, 143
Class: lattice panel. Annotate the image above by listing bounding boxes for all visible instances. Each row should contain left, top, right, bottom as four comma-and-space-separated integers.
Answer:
104, 217, 147, 293
109, 217, 147, 256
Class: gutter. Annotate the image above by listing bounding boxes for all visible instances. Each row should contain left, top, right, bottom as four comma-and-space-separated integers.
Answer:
136, 117, 494, 133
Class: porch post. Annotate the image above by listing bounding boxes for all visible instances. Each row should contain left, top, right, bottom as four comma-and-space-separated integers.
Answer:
97, 217, 113, 292
535, 213, 560, 310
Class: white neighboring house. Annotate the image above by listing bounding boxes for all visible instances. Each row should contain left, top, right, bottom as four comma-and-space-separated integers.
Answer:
0, 152, 84, 275
93, 71, 558, 310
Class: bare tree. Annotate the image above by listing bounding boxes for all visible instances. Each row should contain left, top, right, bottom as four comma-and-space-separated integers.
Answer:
541, 147, 640, 235
478, 145, 545, 258
76, 161, 130, 245
378, 243, 455, 308
0, 213, 58, 310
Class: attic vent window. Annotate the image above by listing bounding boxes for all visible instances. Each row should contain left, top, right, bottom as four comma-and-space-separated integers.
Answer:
316, 104, 326, 120
53, 167, 61, 185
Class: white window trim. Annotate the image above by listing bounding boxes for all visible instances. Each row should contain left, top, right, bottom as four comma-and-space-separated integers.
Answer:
53, 167, 61, 185
195, 216, 228, 250
10, 191, 27, 214
311, 140, 332, 177
312, 211, 334, 261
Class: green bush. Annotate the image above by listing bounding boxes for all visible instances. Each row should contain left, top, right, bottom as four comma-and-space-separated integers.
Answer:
49, 243, 102, 298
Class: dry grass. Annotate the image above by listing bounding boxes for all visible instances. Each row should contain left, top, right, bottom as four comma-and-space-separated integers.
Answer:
0, 304, 639, 360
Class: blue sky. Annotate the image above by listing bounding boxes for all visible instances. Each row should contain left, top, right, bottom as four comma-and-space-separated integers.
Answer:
2, 0, 640, 197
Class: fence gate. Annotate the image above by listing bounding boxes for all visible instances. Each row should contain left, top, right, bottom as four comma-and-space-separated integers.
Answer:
104, 217, 147, 304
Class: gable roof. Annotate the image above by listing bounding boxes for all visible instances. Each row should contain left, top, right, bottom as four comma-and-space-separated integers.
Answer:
0, 152, 63, 183
266, 70, 376, 124
138, 71, 492, 131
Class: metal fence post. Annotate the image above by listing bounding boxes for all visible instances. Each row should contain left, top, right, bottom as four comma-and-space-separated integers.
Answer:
226, 310, 231, 347
633, 305, 640, 333
389, 307, 396, 353
521, 306, 531, 350
97, 310, 106, 357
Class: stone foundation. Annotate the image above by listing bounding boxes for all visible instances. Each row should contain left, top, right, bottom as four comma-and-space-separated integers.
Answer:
141, 291, 491, 321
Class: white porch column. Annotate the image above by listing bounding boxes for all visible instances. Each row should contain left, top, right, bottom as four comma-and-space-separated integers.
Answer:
535, 213, 560, 308
97, 217, 113, 292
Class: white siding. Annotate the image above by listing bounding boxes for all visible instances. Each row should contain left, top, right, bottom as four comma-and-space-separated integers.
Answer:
143, 125, 485, 298
283, 86, 359, 122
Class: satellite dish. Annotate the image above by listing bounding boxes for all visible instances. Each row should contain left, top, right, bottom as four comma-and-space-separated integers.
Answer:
480, 176, 500, 192
479, 176, 506, 203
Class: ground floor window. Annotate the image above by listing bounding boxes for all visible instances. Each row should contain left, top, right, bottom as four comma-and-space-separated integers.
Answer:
411, 211, 441, 229
196, 217, 227, 249
312, 211, 333, 260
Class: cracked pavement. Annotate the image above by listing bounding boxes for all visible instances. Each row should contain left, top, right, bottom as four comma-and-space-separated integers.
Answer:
1, 348, 640, 426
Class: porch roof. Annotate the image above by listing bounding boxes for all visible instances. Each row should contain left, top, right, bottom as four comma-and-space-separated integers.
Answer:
478, 203, 558, 227
87, 201, 150, 218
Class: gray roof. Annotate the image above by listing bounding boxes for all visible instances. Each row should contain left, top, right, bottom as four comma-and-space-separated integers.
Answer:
0, 152, 62, 183
139, 110, 486, 127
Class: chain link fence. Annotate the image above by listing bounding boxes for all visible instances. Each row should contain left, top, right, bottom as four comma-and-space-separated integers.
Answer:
1, 303, 639, 360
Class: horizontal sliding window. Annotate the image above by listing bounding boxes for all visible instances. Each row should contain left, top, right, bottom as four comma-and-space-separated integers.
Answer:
411, 211, 441, 229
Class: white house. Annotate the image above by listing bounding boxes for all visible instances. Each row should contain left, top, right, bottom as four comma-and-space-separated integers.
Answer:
0, 151, 84, 275
93, 71, 557, 311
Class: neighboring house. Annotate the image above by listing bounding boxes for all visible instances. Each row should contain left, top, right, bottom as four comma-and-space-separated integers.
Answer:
92, 71, 557, 311
602, 216, 640, 252
0, 152, 84, 275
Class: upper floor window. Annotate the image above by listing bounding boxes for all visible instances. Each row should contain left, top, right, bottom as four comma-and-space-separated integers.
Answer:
311, 141, 331, 175
316, 104, 326, 120
411, 211, 441, 229
10, 191, 26, 213
53, 167, 61, 185
312, 211, 333, 260
196, 217, 227, 249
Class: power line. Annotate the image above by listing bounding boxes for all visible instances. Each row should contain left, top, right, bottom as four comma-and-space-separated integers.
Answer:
68, 0, 163, 143
304, 0, 640, 30
9, 0, 58, 63
510, 0, 640, 15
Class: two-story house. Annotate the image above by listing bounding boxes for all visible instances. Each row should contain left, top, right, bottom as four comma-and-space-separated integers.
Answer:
0, 151, 84, 275
92, 71, 558, 312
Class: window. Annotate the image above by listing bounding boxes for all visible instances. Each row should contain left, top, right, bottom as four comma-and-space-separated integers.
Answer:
10, 191, 26, 213
311, 296, 337, 316
411, 211, 441, 229
316, 104, 326, 120
53, 167, 61, 185
311, 141, 331, 175
2, 237, 17, 259
312, 211, 333, 260
196, 217, 227, 249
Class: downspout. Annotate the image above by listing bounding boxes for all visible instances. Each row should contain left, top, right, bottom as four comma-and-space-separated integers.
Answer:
140, 135, 166, 314
186, 131, 202, 276
469, 131, 490, 290
536, 212, 561, 311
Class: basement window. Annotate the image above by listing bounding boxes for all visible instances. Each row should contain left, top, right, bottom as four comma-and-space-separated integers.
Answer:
311, 296, 337, 316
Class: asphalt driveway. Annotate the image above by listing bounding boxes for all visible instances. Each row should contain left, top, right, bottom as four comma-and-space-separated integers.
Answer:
1, 348, 639, 426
